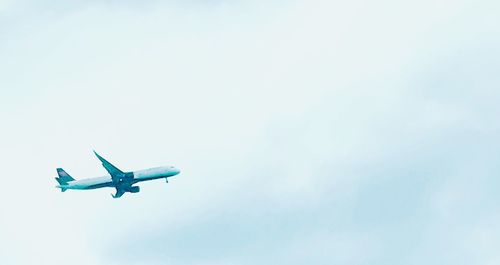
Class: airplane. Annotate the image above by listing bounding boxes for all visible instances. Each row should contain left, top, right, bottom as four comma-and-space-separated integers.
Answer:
55, 151, 181, 198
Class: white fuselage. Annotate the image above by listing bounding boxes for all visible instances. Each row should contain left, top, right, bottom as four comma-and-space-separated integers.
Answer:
60, 166, 180, 190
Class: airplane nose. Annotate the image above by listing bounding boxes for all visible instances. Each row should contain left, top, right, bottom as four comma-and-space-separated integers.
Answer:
174, 168, 181, 175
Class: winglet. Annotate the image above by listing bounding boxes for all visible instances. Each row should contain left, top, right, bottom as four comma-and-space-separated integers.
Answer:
93, 150, 104, 162
93, 150, 113, 167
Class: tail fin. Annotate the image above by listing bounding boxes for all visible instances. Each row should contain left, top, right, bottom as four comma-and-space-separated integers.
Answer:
55, 168, 75, 185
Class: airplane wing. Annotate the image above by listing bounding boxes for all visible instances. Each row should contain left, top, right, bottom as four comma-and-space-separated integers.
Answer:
93, 151, 125, 183
112, 187, 126, 198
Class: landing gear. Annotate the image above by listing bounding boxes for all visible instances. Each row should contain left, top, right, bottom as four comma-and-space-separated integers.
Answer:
166, 178, 169, 183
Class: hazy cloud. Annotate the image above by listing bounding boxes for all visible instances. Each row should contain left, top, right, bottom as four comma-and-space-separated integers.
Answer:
1, 0, 499, 264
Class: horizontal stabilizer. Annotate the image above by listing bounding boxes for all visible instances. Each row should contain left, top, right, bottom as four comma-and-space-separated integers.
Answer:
55, 185, 68, 192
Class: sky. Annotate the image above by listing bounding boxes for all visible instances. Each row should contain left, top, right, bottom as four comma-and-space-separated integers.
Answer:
1, 0, 500, 264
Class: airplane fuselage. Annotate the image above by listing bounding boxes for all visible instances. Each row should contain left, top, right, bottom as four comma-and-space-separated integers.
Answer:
55, 151, 181, 198
59, 166, 180, 190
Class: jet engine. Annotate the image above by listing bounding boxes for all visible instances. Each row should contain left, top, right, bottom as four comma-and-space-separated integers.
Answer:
127, 186, 140, 193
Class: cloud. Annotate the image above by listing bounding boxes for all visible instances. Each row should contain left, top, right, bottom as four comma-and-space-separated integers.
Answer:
0, 0, 499, 264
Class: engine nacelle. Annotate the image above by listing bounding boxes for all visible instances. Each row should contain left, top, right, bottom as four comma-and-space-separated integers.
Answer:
127, 186, 140, 193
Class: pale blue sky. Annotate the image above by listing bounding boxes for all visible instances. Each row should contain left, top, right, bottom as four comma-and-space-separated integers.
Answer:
1, 0, 500, 264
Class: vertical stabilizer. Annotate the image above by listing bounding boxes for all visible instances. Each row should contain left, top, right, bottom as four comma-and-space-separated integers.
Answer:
55, 168, 75, 185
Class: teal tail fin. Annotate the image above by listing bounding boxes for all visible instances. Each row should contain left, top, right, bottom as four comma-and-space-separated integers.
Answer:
55, 168, 75, 186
